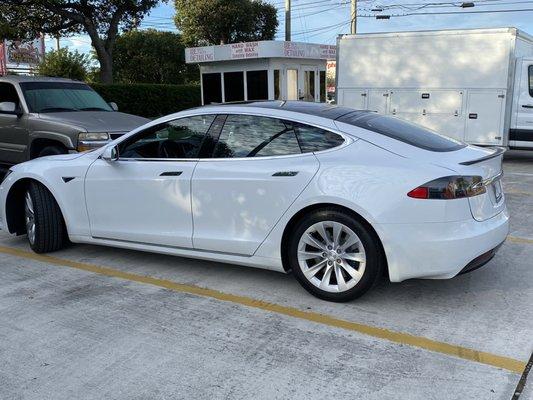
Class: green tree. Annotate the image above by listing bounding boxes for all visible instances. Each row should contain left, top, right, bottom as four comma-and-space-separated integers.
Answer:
114, 29, 198, 84
174, 0, 278, 45
1, 0, 164, 83
38, 48, 90, 81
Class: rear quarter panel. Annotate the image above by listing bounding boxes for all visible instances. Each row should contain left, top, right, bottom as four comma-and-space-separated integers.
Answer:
254, 140, 472, 260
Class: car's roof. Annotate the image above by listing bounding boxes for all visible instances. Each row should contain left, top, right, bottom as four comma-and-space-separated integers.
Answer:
0, 75, 84, 84
197, 101, 372, 121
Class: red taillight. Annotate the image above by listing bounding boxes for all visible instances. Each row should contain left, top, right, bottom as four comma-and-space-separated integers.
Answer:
407, 187, 429, 199
407, 176, 486, 200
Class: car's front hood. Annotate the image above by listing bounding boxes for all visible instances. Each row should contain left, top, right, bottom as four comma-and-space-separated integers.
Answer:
37, 111, 150, 133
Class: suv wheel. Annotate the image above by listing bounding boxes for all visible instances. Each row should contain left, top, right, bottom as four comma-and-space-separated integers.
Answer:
24, 182, 68, 253
37, 146, 67, 158
288, 208, 383, 302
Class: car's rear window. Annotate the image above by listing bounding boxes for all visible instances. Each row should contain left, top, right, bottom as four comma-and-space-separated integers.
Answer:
337, 112, 466, 152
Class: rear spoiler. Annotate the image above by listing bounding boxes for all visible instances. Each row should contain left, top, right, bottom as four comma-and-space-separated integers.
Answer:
459, 147, 506, 166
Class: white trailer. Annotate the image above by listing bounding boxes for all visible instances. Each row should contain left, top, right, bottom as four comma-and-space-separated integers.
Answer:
336, 28, 533, 149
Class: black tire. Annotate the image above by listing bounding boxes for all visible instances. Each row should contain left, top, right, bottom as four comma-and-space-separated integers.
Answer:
37, 146, 67, 158
25, 182, 68, 254
288, 208, 383, 302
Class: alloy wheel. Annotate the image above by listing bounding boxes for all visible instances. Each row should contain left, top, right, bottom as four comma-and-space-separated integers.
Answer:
297, 220, 366, 293
25, 191, 36, 246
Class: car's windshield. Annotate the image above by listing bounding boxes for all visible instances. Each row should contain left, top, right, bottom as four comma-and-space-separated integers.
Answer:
20, 82, 112, 113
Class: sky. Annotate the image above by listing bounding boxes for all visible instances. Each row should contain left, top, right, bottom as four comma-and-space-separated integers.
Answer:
47, 0, 533, 54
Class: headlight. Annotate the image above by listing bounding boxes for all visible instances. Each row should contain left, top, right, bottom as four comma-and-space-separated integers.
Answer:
77, 132, 110, 152
78, 132, 110, 141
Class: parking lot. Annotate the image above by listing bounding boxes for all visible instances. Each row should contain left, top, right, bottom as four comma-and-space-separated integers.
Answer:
0, 151, 531, 400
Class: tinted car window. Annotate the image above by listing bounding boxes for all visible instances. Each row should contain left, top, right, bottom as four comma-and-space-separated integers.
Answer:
295, 123, 344, 153
337, 112, 465, 152
20, 82, 112, 113
0, 82, 21, 109
213, 115, 301, 158
119, 115, 215, 159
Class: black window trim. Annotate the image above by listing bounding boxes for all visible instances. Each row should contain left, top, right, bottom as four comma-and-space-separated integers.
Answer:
108, 111, 351, 162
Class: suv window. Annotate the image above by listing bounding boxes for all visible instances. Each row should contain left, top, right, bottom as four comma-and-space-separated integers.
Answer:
295, 123, 344, 153
337, 112, 465, 152
20, 82, 111, 113
213, 115, 301, 158
119, 115, 215, 159
0, 82, 21, 111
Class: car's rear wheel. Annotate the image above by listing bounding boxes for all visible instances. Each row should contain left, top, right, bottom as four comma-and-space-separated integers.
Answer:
24, 182, 67, 253
288, 208, 382, 302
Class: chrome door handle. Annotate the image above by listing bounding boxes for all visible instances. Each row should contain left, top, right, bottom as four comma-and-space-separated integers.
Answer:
160, 171, 183, 177
522, 104, 533, 109
272, 171, 299, 177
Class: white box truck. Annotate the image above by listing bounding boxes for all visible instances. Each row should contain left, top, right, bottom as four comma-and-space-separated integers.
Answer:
336, 28, 533, 149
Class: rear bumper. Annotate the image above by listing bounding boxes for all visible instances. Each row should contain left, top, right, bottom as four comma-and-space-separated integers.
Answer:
376, 207, 510, 282
458, 242, 503, 275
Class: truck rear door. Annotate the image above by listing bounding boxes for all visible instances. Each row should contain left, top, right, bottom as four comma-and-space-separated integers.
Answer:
512, 58, 533, 147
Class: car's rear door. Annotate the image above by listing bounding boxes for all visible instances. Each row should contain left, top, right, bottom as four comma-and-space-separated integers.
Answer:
85, 115, 217, 247
191, 114, 321, 256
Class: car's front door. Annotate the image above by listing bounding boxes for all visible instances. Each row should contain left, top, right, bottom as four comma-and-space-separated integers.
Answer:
85, 114, 217, 247
191, 114, 320, 256
0, 82, 28, 165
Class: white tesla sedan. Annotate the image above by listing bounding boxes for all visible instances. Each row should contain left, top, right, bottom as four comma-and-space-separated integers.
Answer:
0, 101, 509, 301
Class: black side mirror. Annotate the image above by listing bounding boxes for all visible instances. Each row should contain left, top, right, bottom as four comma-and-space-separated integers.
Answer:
14, 105, 23, 118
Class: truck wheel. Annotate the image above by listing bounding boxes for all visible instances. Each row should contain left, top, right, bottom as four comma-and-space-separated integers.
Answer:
24, 182, 67, 253
37, 146, 67, 158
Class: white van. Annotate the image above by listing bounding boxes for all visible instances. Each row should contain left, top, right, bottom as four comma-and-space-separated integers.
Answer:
336, 28, 533, 149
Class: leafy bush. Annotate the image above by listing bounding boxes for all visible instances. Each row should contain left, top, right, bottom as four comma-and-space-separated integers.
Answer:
114, 29, 198, 84
91, 83, 201, 118
38, 48, 90, 81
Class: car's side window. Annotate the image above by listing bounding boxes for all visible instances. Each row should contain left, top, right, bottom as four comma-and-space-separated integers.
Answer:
119, 115, 216, 159
212, 115, 301, 158
294, 123, 345, 153
0, 82, 21, 113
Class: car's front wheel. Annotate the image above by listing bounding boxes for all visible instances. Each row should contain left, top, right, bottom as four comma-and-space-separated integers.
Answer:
288, 208, 383, 302
24, 182, 68, 253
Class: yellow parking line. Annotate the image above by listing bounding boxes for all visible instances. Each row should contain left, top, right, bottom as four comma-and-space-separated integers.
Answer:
0, 245, 526, 375
508, 236, 533, 245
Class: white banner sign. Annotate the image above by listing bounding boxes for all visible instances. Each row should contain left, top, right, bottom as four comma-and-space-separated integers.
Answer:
230, 42, 259, 59
320, 45, 337, 60
186, 46, 215, 63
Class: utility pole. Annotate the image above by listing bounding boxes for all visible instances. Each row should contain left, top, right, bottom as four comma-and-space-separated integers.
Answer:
285, 0, 291, 41
350, 0, 357, 34
55, 36, 60, 50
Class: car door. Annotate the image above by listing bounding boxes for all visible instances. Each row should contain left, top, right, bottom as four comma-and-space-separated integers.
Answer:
191, 114, 320, 256
0, 82, 29, 164
84, 114, 217, 248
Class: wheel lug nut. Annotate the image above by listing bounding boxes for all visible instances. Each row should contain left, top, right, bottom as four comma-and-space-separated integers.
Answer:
336, 259, 342, 264
322, 252, 327, 257
328, 260, 333, 266
327, 245, 333, 250
336, 249, 341, 254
